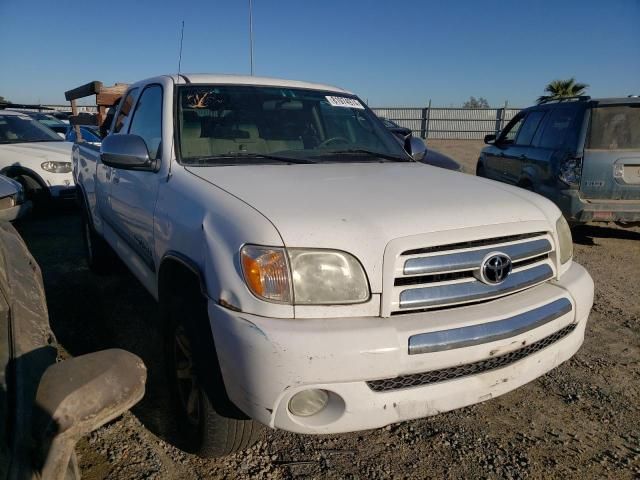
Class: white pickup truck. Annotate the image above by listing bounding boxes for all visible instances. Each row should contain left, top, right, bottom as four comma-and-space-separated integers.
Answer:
73, 74, 594, 458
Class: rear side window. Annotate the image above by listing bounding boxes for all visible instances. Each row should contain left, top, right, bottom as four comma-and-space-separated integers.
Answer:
113, 88, 139, 133
128, 85, 163, 160
515, 111, 546, 146
588, 105, 640, 150
537, 108, 577, 149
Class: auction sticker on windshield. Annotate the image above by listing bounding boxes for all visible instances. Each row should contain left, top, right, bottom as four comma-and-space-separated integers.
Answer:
325, 96, 365, 109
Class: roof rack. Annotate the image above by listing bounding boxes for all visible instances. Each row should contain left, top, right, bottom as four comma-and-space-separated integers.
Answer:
64, 81, 129, 141
538, 95, 591, 105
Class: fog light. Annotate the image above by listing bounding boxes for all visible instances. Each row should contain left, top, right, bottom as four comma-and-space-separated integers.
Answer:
288, 389, 329, 417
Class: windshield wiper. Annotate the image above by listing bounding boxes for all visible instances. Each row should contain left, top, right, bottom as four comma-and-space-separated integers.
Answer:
187, 153, 317, 165
318, 149, 413, 162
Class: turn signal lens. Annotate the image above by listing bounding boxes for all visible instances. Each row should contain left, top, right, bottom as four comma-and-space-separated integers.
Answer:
241, 245, 291, 303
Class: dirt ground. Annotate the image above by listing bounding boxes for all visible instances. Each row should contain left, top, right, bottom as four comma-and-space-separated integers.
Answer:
15, 140, 640, 479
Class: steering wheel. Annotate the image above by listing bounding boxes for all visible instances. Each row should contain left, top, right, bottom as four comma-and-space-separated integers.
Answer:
317, 136, 350, 148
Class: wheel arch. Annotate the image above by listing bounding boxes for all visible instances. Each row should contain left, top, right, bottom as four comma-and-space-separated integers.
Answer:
0, 166, 48, 191
158, 252, 209, 303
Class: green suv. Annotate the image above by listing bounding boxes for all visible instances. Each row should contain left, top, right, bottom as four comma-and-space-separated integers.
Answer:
477, 96, 640, 226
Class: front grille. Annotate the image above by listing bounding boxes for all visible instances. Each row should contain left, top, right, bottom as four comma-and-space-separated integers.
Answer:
389, 233, 555, 314
395, 253, 550, 287
57, 187, 77, 199
401, 232, 547, 256
366, 323, 577, 392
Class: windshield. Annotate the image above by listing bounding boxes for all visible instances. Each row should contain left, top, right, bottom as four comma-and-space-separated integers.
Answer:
588, 104, 640, 150
0, 114, 63, 144
176, 85, 409, 164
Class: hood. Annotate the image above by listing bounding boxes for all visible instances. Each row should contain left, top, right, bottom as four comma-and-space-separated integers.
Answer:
187, 162, 560, 291
0, 142, 73, 168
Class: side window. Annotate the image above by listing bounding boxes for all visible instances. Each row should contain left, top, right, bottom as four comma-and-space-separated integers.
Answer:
515, 111, 546, 146
128, 85, 163, 160
500, 114, 525, 144
113, 89, 138, 133
537, 108, 578, 149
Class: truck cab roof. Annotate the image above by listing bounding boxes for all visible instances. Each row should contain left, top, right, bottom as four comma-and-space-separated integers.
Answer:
156, 73, 352, 95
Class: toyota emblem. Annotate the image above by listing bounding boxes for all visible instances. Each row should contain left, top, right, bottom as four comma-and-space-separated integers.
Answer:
479, 253, 512, 285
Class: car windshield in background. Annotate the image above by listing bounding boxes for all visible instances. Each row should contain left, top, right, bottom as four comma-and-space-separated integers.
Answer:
588, 104, 640, 150
0, 114, 63, 144
29, 113, 66, 127
176, 85, 408, 164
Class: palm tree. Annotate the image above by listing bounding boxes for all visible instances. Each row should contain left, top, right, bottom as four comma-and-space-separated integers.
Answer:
537, 78, 589, 104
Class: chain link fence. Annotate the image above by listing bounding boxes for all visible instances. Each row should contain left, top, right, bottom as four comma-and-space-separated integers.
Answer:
372, 106, 522, 140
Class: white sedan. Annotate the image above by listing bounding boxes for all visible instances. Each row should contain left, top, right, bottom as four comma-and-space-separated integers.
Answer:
0, 110, 75, 206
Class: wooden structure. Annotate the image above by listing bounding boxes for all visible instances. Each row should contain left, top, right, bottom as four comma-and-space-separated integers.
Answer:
64, 81, 128, 141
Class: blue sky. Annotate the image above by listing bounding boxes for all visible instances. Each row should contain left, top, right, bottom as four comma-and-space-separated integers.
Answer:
1, 0, 638, 107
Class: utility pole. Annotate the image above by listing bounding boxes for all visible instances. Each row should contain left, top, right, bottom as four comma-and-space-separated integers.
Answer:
249, 0, 254, 75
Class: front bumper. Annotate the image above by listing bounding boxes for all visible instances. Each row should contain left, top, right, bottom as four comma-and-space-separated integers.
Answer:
553, 188, 640, 224
209, 262, 593, 434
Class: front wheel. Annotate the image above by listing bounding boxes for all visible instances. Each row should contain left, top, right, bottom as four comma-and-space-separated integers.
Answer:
165, 289, 263, 457
13, 174, 50, 213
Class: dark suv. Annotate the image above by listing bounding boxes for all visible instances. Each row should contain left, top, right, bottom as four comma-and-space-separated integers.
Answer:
477, 96, 640, 225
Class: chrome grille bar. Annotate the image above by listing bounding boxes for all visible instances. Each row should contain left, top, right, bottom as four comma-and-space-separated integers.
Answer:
408, 298, 572, 354
403, 238, 552, 276
399, 263, 554, 310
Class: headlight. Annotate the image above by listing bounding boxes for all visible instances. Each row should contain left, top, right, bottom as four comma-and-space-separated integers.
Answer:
288, 249, 370, 304
556, 216, 573, 264
41, 161, 72, 173
240, 246, 370, 305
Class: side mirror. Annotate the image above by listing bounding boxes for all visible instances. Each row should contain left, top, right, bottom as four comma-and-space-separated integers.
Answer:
484, 134, 497, 145
33, 349, 146, 480
406, 136, 427, 161
100, 134, 154, 170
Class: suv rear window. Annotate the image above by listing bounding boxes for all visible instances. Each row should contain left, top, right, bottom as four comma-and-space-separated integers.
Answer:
588, 104, 640, 150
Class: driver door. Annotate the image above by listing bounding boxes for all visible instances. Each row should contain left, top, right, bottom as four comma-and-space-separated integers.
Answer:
484, 113, 525, 183
107, 84, 163, 280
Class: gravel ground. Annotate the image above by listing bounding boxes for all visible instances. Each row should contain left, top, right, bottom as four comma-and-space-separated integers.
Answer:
15, 141, 640, 479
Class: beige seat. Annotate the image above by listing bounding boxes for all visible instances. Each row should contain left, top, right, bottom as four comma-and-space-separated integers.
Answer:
180, 111, 213, 158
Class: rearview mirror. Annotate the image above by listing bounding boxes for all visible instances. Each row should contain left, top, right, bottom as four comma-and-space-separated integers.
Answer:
101, 134, 154, 170
33, 349, 146, 480
406, 136, 427, 161
484, 133, 496, 145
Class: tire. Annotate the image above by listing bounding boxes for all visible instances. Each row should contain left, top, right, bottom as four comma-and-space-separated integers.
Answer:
476, 163, 485, 177
80, 203, 114, 273
13, 173, 50, 214
164, 285, 263, 457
